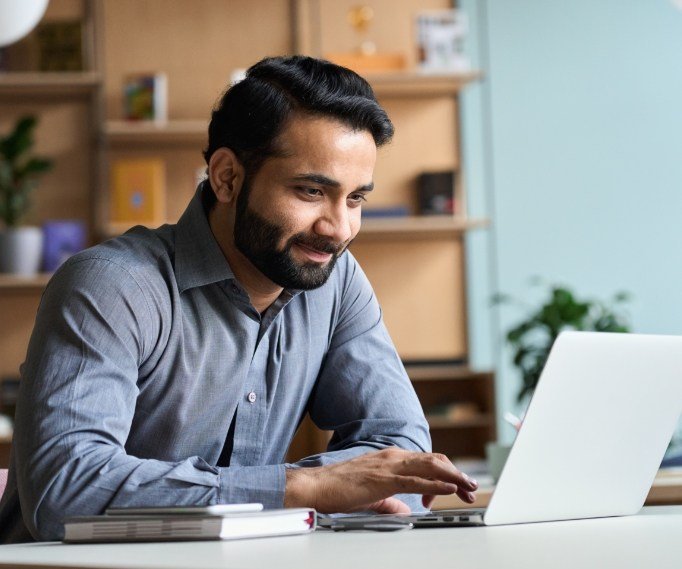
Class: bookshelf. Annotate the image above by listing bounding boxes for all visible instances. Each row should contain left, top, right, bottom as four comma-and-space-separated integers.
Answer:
1, 0, 496, 464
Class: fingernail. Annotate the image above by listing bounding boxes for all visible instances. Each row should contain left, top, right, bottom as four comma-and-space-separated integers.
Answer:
468, 492, 476, 502
470, 478, 478, 488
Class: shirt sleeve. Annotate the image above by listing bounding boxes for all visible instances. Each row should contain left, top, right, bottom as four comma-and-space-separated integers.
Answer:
292, 254, 432, 511
14, 257, 285, 541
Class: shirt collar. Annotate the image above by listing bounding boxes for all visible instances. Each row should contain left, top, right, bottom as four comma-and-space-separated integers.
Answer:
174, 182, 236, 293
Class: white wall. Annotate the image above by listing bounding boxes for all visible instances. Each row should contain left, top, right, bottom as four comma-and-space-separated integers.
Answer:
461, 0, 682, 442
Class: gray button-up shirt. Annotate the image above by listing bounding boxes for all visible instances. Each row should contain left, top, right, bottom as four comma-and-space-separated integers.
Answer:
0, 186, 431, 542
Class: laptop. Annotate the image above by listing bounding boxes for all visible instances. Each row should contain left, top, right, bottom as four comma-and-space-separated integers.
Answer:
323, 331, 682, 529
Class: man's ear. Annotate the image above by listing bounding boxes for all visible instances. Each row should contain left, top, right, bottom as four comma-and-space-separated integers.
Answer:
208, 147, 245, 205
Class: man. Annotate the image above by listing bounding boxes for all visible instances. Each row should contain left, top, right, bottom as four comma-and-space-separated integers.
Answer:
0, 56, 477, 542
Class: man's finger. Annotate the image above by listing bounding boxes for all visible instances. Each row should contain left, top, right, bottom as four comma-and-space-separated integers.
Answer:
396, 455, 477, 491
395, 475, 458, 496
422, 494, 436, 509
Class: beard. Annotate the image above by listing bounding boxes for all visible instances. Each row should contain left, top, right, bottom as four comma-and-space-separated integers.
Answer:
233, 181, 349, 290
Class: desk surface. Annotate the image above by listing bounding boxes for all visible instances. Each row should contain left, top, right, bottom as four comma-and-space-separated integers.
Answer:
0, 506, 681, 569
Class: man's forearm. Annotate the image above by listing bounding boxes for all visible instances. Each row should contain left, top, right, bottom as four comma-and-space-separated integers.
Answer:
282, 448, 478, 514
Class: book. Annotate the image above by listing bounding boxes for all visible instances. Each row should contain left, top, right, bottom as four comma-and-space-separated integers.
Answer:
63, 507, 316, 543
361, 205, 410, 218
36, 21, 84, 72
110, 158, 166, 225
123, 73, 168, 122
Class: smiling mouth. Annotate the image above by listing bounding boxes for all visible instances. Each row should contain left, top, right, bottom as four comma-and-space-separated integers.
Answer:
294, 242, 334, 263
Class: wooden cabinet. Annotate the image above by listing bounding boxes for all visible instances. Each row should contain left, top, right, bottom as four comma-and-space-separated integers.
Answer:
0, 0, 495, 466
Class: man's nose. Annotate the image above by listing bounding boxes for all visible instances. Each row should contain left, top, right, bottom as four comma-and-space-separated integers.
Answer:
314, 203, 353, 244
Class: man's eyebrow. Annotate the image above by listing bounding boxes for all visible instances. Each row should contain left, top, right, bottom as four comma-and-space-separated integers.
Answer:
290, 173, 374, 192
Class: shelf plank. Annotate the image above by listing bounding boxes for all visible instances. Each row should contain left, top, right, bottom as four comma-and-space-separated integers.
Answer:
406, 364, 494, 382
103, 120, 208, 144
0, 273, 52, 290
426, 414, 494, 429
356, 216, 489, 240
0, 72, 101, 97
103, 216, 489, 241
366, 70, 482, 97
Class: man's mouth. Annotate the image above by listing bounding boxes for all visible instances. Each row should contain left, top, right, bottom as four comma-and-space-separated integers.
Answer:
294, 242, 335, 263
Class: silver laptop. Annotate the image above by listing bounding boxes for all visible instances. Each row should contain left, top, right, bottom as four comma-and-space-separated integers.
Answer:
324, 331, 682, 529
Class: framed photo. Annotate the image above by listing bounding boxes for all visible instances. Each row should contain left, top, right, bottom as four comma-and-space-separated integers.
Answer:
416, 9, 470, 73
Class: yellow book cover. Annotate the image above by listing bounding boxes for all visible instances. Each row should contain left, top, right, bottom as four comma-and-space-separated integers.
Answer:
110, 159, 166, 224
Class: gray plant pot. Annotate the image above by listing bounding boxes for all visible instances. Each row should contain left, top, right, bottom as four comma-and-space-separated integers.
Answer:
0, 226, 44, 275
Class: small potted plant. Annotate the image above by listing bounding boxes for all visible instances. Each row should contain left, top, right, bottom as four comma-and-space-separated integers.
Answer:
484, 281, 631, 481
0, 115, 53, 275
495, 281, 631, 405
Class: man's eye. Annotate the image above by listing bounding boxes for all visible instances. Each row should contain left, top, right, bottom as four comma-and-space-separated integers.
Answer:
298, 187, 323, 197
348, 194, 368, 205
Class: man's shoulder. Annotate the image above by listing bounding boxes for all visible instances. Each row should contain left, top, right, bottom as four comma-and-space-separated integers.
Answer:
58, 225, 176, 292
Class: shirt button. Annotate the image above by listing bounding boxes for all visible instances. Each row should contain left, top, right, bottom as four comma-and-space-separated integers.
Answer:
247, 391, 257, 403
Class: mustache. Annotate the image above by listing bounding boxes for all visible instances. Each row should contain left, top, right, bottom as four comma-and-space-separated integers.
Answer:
289, 233, 349, 255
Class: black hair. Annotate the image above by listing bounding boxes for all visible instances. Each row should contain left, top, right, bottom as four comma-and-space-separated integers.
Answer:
203, 55, 394, 181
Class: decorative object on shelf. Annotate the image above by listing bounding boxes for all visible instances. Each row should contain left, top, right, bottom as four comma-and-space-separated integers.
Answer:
0, 413, 12, 439
0, 115, 53, 275
425, 401, 480, 423
110, 158, 166, 226
123, 73, 168, 123
485, 441, 511, 483
326, 5, 406, 73
0, 377, 19, 419
0, 0, 49, 47
36, 20, 83, 71
493, 280, 632, 404
417, 170, 455, 215
42, 219, 86, 272
415, 9, 470, 73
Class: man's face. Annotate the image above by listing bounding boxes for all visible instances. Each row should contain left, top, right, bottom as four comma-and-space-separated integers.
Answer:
233, 115, 376, 290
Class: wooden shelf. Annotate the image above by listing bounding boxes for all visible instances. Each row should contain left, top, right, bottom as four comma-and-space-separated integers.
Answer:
356, 216, 489, 240
103, 216, 488, 241
426, 414, 494, 430
406, 364, 494, 383
0, 273, 52, 290
365, 70, 482, 97
0, 72, 101, 97
103, 120, 208, 144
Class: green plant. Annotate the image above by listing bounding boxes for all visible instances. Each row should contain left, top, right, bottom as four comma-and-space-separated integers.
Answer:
0, 116, 53, 227
493, 281, 631, 404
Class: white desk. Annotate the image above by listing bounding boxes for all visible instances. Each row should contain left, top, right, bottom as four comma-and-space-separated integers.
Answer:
0, 506, 681, 569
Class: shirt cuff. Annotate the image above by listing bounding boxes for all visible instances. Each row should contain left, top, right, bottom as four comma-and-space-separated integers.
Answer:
218, 464, 286, 509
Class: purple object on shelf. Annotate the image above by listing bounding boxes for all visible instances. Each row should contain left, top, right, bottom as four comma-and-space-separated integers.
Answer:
42, 220, 87, 272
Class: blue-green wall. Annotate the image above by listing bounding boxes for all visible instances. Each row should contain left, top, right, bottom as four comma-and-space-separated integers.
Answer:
460, 0, 682, 442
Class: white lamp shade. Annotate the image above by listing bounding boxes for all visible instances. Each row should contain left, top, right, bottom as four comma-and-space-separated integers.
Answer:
0, 0, 49, 48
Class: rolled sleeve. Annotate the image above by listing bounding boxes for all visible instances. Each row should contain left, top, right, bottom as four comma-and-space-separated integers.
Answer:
219, 464, 286, 509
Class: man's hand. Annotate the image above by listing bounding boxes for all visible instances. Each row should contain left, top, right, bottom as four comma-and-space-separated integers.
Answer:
284, 448, 478, 514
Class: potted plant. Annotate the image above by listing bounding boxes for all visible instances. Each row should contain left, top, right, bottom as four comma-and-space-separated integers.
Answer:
494, 281, 631, 404
0, 115, 53, 275
484, 281, 631, 481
